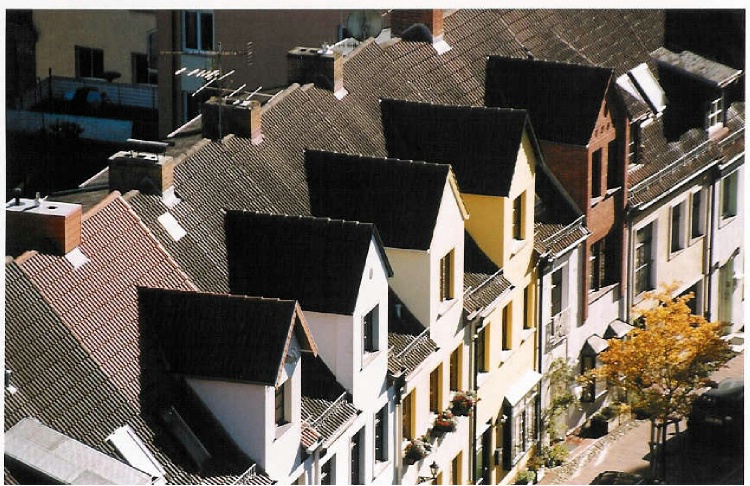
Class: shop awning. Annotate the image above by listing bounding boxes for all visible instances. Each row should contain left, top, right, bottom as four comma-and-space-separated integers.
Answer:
504, 370, 542, 407
605, 319, 634, 339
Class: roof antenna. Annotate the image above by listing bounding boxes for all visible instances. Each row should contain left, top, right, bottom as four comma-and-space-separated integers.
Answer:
13, 187, 22, 206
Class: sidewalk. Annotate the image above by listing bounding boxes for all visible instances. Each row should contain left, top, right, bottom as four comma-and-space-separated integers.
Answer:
539, 351, 744, 485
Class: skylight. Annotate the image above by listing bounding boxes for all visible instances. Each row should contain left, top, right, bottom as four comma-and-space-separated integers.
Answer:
158, 213, 187, 241
106, 425, 165, 481
629, 63, 667, 114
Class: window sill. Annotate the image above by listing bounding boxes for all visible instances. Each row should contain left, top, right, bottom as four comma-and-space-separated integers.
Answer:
689, 234, 704, 246
361, 349, 382, 370
719, 214, 737, 229
668, 247, 686, 261
373, 459, 391, 480
437, 297, 459, 318
477, 371, 490, 388
274, 422, 293, 440
588, 282, 619, 303
510, 238, 527, 256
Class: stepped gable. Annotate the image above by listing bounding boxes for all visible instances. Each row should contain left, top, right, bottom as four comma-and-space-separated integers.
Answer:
305, 149, 451, 250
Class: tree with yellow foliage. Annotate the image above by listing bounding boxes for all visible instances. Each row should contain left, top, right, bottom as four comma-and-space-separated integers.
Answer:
592, 287, 734, 479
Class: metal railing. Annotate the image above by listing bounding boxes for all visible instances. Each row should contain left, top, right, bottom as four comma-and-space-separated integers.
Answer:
18, 75, 158, 110
545, 307, 570, 347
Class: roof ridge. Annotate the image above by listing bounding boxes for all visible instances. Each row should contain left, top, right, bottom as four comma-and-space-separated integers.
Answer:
380, 97, 529, 116
488, 54, 614, 74
306, 147, 451, 171
81, 190, 121, 222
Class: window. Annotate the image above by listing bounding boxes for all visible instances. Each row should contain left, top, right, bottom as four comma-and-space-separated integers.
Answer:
580, 355, 597, 402
670, 201, 686, 253
132, 53, 156, 85
589, 240, 605, 291
350, 429, 362, 484
439, 250, 454, 301
591, 149, 602, 199
707, 96, 724, 128
681, 283, 701, 316
475, 429, 491, 484
551, 268, 563, 317
721, 171, 738, 219
321, 457, 333, 485
75, 46, 104, 78
275, 382, 288, 426
512, 193, 524, 240
452, 452, 462, 485
506, 393, 538, 467
449, 346, 461, 391
375, 406, 387, 462
635, 223, 654, 295
429, 366, 442, 413
523, 285, 532, 329
628, 121, 640, 165
476, 326, 488, 372
607, 140, 619, 188
402, 391, 414, 440
363, 305, 378, 354
691, 190, 705, 238
502, 304, 512, 351
183, 11, 214, 51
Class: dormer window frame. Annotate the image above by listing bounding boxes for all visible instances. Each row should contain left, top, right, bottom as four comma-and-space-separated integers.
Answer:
274, 380, 290, 427
439, 249, 455, 301
707, 94, 724, 131
362, 304, 379, 354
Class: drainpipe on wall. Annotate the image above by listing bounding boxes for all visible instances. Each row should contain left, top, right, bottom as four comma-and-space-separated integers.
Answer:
706, 174, 717, 321
469, 318, 478, 484
625, 203, 634, 323
536, 255, 550, 444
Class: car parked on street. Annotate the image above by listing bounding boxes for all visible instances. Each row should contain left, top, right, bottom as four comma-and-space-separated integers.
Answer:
688, 377, 744, 445
590, 471, 646, 484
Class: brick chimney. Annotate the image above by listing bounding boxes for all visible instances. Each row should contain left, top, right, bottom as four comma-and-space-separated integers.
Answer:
287, 46, 347, 99
201, 98, 264, 143
390, 10, 444, 40
6, 197, 82, 256
109, 151, 176, 197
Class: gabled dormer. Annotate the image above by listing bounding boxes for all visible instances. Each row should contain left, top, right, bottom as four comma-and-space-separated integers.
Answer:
304, 149, 468, 346
380, 99, 541, 275
138, 287, 317, 481
651, 47, 743, 140
224, 211, 392, 411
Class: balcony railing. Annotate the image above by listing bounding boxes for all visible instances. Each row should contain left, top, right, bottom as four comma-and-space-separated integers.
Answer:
545, 308, 570, 348
18, 75, 158, 111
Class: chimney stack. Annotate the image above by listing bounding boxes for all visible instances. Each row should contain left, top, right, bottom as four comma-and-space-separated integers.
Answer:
201, 98, 264, 143
287, 46, 347, 98
6, 197, 82, 256
109, 151, 176, 196
390, 10, 444, 41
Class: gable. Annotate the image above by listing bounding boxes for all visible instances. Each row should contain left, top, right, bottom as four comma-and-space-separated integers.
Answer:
225, 211, 377, 315
485, 56, 613, 146
305, 149, 451, 250
380, 99, 529, 197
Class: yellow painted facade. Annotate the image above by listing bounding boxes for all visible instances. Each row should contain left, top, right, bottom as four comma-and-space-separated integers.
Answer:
33, 11, 156, 82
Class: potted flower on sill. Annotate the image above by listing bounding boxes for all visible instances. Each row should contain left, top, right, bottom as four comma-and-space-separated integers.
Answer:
404, 437, 430, 465
450, 390, 479, 417
515, 469, 536, 485
432, 410, 457, 436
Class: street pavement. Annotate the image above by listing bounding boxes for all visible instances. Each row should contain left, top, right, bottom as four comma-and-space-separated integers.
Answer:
539, 351, 744, 485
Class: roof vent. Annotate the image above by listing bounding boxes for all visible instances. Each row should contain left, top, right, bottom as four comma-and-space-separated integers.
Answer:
6, 197, 82, 256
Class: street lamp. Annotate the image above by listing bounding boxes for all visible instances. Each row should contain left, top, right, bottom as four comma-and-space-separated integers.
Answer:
417, 461, 439, 483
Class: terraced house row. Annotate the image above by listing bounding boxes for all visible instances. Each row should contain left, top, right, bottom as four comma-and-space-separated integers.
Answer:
4, 9, 744, 486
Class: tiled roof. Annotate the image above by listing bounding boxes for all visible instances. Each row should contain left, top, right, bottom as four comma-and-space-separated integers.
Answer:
225, 211, 382, 315
16, 193, 196, 405
4, 262, 271, 485
485, 56, 613, 146
139, 287, 312, 385
387, 289, 437, 377
463, 232, 513, 317
651, 47, 744, 88
122, 10, 666, 296
305, 149, 451, 250
534, 221, 590, 257
380, 99, 529, 197
720, 103, 746, 162
627, 117, 724, 208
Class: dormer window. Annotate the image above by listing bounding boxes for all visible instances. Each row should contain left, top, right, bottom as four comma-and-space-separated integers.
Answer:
707, 96, 724, 129
439, 250, 455, 301
512, 193, 525, 240
275, 382, 289, 426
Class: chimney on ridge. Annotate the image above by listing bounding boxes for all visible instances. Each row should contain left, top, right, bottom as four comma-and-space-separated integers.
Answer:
201, 98, 264, 143
6, 196, 82, 256
390, 10, 445, 41
287, 46, 347, 99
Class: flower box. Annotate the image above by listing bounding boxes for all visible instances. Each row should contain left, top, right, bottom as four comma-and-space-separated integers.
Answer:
432, 410, 457, 435
450, 390, 479, 417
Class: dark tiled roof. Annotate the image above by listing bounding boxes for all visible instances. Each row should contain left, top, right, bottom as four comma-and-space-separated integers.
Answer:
305, 149, 451, 250
139, 287, 311, 385
651, 47, 743, 88
16, 194, 196, 405
225, 211, 382, 315
463, 232, 513, 316
380, 99, 529, 196
387, 289, 437, 377
485, 57, 613, 146
5, 262, 270, 485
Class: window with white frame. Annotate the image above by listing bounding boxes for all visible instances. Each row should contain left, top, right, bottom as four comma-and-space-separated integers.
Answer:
374, 405, 387, 462
670, 201, 686, 253
691, 189, 705, 238
362, 305, 378, 354
350, 429, 362, 484
75, 46, 104, 78
476, 326, 488, 372
321, 456, 333, 485
507, 392, 538, 465
707, 96, 724, 129
275, 381, 289, 426
183, 11, 214, 51
512, 193, 525, 240
721, 171, 738, 219
439, 250, 454, 301
635, 223, 654, 295
551, 268, 564, 317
